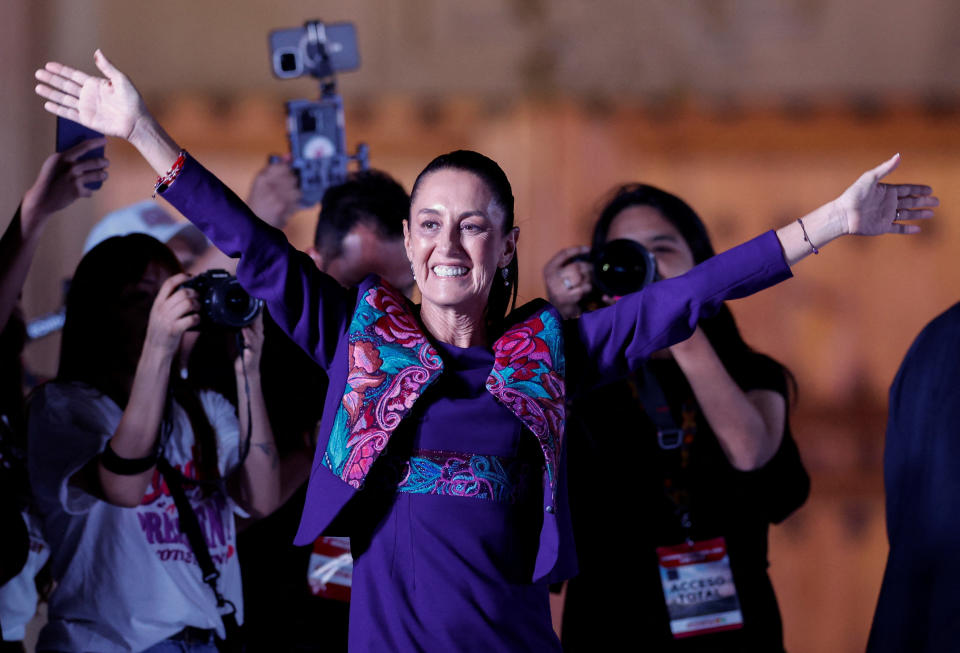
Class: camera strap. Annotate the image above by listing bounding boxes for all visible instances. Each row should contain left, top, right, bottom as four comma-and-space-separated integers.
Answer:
638, 363, 684, 449
157, 457, 242, 652
636, 363, 698, 536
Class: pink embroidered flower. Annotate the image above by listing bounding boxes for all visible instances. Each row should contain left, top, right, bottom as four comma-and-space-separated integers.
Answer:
367, 288, 424, 347
342, 341, 385, 426
350, 339, 382, 377
385, 374, 421, 413
494, 318, 550, 369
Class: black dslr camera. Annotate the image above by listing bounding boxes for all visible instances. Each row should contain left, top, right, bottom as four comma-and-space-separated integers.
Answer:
180, 270, 262, 329
268, 21, 370, 206
577, 239, 659, 311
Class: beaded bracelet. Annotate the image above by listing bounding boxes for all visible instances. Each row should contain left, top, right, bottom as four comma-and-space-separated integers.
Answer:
797, 217, 819, 255
153, 150, 187, 197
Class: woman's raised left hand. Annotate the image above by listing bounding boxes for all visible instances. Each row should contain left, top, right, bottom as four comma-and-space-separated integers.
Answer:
35, 50, 148, 141
834, 154, 938, 236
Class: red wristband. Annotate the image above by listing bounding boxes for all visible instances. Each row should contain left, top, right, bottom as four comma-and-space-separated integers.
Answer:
153, 151, 187, 197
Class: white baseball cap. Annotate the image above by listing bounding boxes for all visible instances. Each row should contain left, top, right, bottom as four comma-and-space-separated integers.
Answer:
83, 200, 209, 255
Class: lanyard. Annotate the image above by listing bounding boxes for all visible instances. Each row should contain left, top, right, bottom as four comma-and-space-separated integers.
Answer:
636, 363, 698, 538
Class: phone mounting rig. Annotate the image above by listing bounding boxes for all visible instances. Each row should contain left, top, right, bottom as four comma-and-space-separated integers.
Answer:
270, 20, 369, 207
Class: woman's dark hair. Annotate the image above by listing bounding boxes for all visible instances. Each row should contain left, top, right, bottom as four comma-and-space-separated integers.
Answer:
593, 184, 795, 398
410, 150, 518, 332
58, 234, 221, 483
592, 184, 717, 265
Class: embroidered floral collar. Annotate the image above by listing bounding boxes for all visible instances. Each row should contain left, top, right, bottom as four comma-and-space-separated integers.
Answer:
321, 281, 566, 508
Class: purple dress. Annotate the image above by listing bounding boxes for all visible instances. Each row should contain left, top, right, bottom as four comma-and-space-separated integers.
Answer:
162, 156, 791, 652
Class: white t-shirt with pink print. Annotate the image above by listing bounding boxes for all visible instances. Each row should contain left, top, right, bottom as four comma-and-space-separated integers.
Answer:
29, 381, 244, 653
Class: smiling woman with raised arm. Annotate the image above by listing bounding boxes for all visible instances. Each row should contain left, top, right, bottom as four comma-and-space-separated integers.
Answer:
34, 52, 937, 651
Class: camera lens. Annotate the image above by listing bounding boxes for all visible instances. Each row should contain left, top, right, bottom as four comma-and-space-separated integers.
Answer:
225, 285, 250, 315
280, 52, 298, 72
592, 239, 658, 298
216, 280, 260, 328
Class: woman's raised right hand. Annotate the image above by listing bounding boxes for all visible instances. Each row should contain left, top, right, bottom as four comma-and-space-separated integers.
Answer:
144, 273, 201, 357
35, 50, 147, 141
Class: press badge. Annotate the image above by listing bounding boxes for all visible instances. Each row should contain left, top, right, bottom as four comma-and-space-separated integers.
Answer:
656, 537, 744, 638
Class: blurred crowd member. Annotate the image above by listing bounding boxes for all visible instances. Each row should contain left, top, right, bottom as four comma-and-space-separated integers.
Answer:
82, 199, 209, 271
545, 185, 809, 652
27, 234, 280, 652
83, 157, 300, 276
239, 168, 413, 653
0, 140, 108, 651
305, 170, 416, 293
867, 303, 960, 653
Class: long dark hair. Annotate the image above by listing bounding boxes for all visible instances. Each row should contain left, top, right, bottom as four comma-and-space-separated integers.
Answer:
592, 184, 795, 397
410, 150, 518, 334
58, 234, 221, 483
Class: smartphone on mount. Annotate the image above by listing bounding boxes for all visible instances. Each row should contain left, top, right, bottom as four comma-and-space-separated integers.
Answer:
55, 117, 105, 190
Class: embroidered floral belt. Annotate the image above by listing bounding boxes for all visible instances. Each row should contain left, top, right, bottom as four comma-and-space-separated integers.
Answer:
389, 449, 532, 504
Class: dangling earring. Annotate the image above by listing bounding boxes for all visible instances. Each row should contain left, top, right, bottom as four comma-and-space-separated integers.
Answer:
501, 267, 510, 286
411, 265, 416, 282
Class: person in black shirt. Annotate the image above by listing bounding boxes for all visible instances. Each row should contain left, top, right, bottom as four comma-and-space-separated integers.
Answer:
544, 184, 810, 652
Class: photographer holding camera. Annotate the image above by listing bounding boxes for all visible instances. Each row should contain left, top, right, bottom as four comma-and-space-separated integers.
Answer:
546, 185, 809, 652
27, 233, 280, 653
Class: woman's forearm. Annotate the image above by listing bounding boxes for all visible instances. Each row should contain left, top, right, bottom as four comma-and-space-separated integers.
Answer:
0, 206, 46, 334
670, 330, 786, 471
98, 345, 173, 507
235, 370, 281, 518
128, 113, 181, 177
775, 200, 847, 266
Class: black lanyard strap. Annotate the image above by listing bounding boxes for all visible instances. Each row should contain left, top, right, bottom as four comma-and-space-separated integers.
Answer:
636, 363, 698, 536
157, 457, 242, 651
639, 363, 683, 449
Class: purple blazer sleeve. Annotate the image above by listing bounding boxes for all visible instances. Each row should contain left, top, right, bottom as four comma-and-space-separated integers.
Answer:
567, 230, 792, 392
160, 155, 354, 370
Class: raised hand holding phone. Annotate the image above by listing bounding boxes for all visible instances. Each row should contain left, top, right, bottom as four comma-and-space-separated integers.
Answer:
22, 138, 109, 226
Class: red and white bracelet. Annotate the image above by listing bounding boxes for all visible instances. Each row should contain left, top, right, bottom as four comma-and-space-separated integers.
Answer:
153, 151, 187, 197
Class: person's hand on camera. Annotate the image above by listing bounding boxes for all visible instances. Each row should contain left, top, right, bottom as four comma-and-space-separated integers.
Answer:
21, 139, 109, 230
235, 312, 265, 376
833, 154, 938, 237
247, 157, 301, 229
35, 51, 149, 141
144, 274, 200, 358
544, 245, 593, 319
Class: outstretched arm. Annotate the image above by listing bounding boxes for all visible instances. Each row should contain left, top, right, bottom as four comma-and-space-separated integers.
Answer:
0, 139, 108, 333
187, 157, 302, 275
570, 157, 937, 391
35, 52, 353, 369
